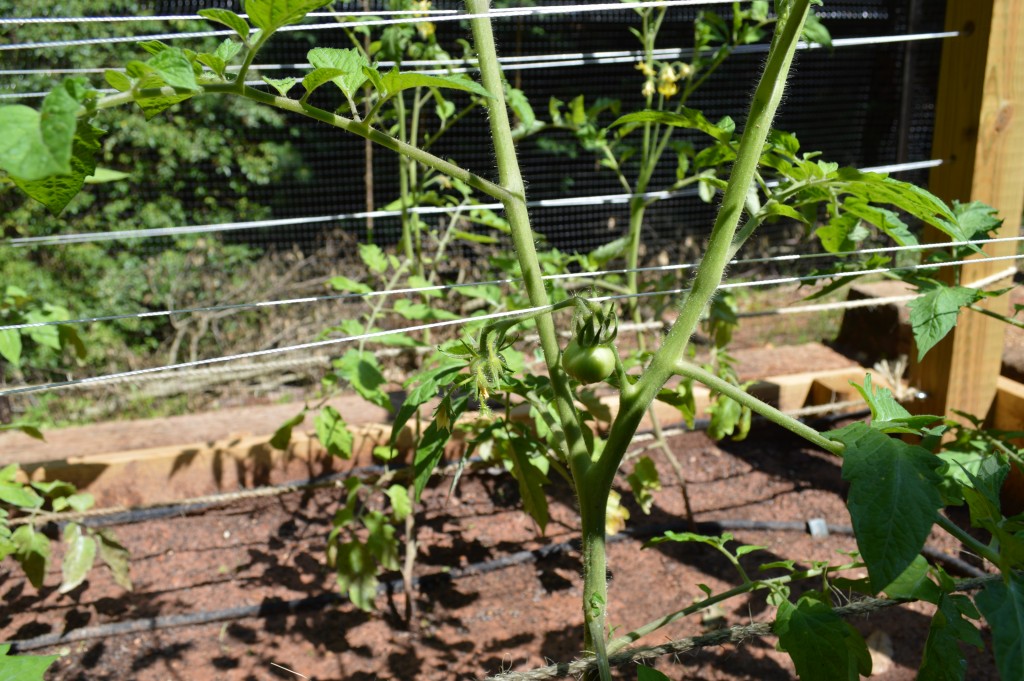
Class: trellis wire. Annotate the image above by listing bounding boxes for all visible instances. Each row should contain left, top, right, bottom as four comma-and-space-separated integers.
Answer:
0, 9, 461, 25
2, 233, 1018, 334
0, 0, 740, 52
1, 159, 945, 247
2, 254, 1019, 399
0, 30, 956, 91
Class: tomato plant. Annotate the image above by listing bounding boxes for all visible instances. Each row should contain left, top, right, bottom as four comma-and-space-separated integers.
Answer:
0, 1, 1021, 679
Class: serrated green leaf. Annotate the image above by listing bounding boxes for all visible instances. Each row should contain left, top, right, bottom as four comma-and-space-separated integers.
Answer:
307, 47, 369, 99
94, 529, 132, 591
626, 456, 661, 515
391, 363, 462, 445
261, 76, 300, 97
834, 422, 943, 591
908, 286, 985, 360
0, 329, 22, 366
0, 480, 43, 509
334, 349, 391, 411
0, 643, 59, 681
953, 200, 1001, 241
840, 172, 961, 240
11, 524, 50, 588
59, 523, 97, 594
334, 541, 378, 611
84, 167, 130, 184
364, 510, 399, 571
882, 554, 941, 602
842, 196, 915, 245
815, 213, 869, 253
329, 275, 371, 294
147, 47, 199, 91
774, 594, 872, 680
197, 53, 226, 78
302, 67, 349, 96
104, 69, 132, 92
975, 574, 1024, 681
358, 243, 388, 274
386, 484, 411, 522
413, 422, 448, 501
509, 439, 549, 532
198, 8, 251, 41
315, 406, 353, 459
611, 108, 732, 142
919, 593, 981, 681
377, 67, 492, 100
244, 0, 328, 34
0, 82, 81, 182
13, 118, 103, 215
269, 410, 305, 450
849, 373, 940, 433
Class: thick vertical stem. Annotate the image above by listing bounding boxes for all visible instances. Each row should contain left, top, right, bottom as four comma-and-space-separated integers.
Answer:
466, 1, 605, 676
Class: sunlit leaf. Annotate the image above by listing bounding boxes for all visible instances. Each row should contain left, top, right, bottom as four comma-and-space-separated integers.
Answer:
59, 523, 97, 593
832, 422, 942, 591
775, 593, 871, 680
315, 406, 353, 459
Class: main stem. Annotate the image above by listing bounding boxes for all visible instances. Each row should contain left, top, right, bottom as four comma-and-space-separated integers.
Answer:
466, 1, 608, 675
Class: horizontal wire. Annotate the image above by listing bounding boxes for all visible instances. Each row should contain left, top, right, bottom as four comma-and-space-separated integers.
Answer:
0, 30, 956, 78
0, 0, 737, 52
3, 233, 1021, 334
736, 265, 1017, 318
2, 253, 1019, 398
2, 159, 943, 247
0, 31, 957, 100
0, 9, 461, 25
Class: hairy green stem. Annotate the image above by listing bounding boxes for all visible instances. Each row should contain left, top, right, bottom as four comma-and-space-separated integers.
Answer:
935, 513, 1003, 567
93, 83, 514, 203
606, 562, 851, 653
677, 361, 844, 455
466, 0, 605, 675
593, 0, 816, 499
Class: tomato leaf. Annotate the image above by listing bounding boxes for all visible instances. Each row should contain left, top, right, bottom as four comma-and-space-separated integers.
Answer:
307, 47, 369, 99
314, 406, 353, 459
0, 644, 59, 681
908, 285, 985, 360
333, 350, 391, 412
244, 0, 329, 35
95, 528, 133, 591
774, 594, 872, 680
269, 411, 305, 450
198, 8, 251, 42
833, 422, 943, 592
611, 108, 733, 142
975, 573, 1024, 681
509, 439, 550, 533
59, 523, 97, 594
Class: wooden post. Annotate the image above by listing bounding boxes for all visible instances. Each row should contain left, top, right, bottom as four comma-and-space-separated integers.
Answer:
909, 0, 1024, 420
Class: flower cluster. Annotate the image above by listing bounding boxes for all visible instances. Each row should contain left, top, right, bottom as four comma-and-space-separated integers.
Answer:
636, 60, 693, 99
413, 0, 435, 39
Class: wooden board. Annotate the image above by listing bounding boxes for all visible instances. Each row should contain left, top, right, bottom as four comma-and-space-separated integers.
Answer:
911, 0, 1024, 420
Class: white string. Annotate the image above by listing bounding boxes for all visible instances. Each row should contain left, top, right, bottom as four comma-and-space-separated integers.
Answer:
0, 31, 958, 100
0, 10, 461, 25
3, 254, 1019, 398
3, 234, 1022, 334
0, 1, 739, 52
0, 31, 959, 79
2, 159, 944, 247
736, 266, 1018, 318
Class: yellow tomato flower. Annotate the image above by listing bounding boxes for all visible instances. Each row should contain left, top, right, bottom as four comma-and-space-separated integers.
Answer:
641, 78, 656, 98
635, 61, 656, 78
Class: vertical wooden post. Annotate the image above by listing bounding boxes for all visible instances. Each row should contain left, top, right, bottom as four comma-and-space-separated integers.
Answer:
909, 0, 1024, 420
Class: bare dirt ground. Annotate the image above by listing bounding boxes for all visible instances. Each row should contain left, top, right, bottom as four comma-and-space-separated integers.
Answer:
2, 425, 1000, 680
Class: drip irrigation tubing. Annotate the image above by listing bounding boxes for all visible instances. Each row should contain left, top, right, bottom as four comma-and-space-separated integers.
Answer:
4, 515, 985, 653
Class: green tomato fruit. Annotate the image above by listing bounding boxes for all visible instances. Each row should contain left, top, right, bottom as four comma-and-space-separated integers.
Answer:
561, 339, 616, 384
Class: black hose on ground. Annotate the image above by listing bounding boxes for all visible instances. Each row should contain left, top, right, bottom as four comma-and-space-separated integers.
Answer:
6, 516, 984, 652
